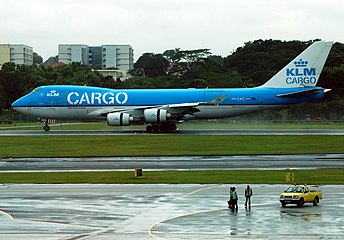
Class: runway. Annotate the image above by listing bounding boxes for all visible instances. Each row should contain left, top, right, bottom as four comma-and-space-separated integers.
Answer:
1, 128, 344, 136
0, 184, 343, 239
1, 154, 344, 172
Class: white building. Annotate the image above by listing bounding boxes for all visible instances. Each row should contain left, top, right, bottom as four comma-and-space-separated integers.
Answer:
58, 44, 134, 72
58, 44, 89, 65
0, 44, 33, 68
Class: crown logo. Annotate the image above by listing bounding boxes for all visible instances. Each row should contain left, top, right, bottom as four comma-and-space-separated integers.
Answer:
294, 59, 308, 67
50, 90, 56, 93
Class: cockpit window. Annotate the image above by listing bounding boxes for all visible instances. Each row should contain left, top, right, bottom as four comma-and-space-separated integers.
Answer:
32, 89, 40, 93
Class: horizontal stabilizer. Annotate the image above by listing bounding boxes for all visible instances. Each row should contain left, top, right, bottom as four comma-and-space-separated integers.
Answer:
276, 88, 324, 98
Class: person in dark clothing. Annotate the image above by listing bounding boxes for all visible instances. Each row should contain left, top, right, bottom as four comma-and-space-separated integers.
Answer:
231, 187, 238, 211
227, 187, 234, 209
245, 185, 253, 207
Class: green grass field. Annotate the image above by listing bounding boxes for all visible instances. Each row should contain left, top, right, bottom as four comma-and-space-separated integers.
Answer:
0, 135, 343, 158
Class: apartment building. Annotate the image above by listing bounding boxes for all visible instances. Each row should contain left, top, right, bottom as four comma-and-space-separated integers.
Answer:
58, 44, 134, 71
0, 44, 33, 68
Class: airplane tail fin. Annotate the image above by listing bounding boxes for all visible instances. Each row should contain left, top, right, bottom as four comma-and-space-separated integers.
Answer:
260, 41, 333, 88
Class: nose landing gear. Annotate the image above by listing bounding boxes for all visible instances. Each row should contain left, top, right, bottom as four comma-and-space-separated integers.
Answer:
43, 121, 50, 131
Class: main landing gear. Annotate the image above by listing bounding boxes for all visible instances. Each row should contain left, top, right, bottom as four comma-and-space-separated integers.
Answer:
146, 122, 177, 133
43, 120, 50, 131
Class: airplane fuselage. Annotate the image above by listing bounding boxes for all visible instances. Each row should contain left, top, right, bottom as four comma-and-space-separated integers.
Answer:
12, 85, 325, 121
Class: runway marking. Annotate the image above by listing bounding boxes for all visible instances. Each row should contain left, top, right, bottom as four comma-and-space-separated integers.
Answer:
0, 209, 14, 220
147, 185, 220, 238
148, 186, 278, 239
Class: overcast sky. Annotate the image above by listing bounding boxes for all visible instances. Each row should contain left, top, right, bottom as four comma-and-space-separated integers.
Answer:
1, 0, 343, 61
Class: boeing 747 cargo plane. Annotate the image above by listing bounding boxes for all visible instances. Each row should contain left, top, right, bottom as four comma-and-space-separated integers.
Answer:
12, 41, 333, 132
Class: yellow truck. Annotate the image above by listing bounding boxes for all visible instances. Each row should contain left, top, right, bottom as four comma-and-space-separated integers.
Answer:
279, 185, 322, 207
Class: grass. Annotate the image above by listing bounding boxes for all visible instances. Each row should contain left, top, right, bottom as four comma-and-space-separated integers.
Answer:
0, 135, 344, 158
0, 169, 342, 184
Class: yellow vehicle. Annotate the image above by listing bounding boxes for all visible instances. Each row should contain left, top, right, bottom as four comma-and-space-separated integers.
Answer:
279, 185, 322, 207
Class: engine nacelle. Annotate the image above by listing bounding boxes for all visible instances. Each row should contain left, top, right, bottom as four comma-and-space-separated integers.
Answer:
107, 112, 132, 126
144, 108, 168, 123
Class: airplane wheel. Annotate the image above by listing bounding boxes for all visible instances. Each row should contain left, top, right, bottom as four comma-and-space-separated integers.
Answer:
43, 125, 50, 131
146, 125, 153, 133
152, 125, 160, 132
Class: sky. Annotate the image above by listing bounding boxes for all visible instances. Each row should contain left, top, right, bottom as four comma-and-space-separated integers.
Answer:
1, 0, 343, 61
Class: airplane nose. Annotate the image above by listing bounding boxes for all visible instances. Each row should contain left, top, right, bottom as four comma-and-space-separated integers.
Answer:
11, 97, 25, 108
11, 95, 31, 114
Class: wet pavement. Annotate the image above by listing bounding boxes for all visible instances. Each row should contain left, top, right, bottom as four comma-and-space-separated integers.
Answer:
1, 154, 344, 171
1, 129, 344, 136
0, 184, 343, 239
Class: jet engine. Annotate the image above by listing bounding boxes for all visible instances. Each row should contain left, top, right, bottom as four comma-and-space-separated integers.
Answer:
107, 112, 132, 126
144, 108, 169, 123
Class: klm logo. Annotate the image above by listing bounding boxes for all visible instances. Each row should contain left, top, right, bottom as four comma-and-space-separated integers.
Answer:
285, 59, 317, 85
47, 90, 59, 97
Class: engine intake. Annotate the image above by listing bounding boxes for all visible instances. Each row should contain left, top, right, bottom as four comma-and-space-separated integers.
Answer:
107, 112, 132, 126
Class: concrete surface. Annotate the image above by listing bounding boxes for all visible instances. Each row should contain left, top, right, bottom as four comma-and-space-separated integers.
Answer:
0, 184, 343, 239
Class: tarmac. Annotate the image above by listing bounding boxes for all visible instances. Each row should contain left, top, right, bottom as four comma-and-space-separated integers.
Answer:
1, 128, 344, 136
1, 184, 343, 239
1, 154, 343, 171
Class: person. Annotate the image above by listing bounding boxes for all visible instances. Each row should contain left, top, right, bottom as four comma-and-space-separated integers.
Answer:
227, 187, 234, 209
244, 185, 253, 207
231, 187, 238, 211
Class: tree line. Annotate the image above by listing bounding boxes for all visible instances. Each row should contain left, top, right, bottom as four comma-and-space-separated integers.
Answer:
1, 39, 343, 120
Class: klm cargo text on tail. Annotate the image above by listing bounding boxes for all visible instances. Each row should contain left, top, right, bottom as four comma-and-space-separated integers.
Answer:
286, 59, 316, 85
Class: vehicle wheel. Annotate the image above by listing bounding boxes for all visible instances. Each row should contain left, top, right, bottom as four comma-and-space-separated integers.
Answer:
298, 198, 304, 207
281, 201, 286, 207
313, 196, 319, 206
43, 125, 50, 131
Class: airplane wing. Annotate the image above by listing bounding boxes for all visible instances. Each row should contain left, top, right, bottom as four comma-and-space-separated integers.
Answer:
87, 102, 202, 117
87, 95, 226, 117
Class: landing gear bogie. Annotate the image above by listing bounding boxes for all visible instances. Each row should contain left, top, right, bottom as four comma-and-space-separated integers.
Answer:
146, 122, 177, 133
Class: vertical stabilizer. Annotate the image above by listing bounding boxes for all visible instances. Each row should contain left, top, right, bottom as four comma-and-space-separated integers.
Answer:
261, 41, 333, 88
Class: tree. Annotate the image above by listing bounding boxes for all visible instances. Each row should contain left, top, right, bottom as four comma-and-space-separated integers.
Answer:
224, 39, 309, 86
33, 52, 43, 64
163, 48, 212, 76
131, 53, 170, 78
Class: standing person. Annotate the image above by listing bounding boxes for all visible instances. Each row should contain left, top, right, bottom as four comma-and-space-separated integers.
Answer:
227, 187, 234, 209
231, 187, 238, 211
245, 185, 253, 208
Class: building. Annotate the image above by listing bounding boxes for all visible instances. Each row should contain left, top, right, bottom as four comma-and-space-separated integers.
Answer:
95, 69, 128, 82
58, 44, 89, 65
0, 44, 33, 68
58, 44, 134, 72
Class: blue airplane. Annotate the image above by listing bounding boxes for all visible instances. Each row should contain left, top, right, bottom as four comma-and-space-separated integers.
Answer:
12, 41, 333, 132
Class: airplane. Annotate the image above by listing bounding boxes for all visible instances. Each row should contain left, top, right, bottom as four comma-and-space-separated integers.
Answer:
12, 41, 333, 132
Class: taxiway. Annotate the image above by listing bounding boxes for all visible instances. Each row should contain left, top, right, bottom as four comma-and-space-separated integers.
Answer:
1, 154, 344, 172
1, 129, 344, 136
0, 184, 343, 239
